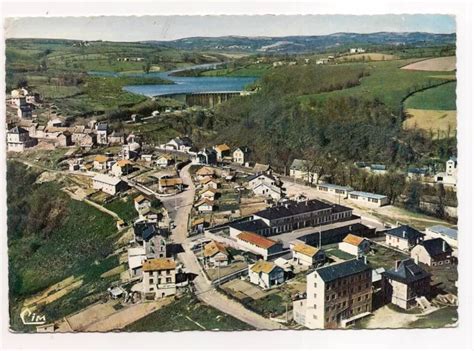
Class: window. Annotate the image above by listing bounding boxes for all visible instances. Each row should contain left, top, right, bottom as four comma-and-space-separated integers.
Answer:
314, 283, 317, 288
149, 279, 153, 284
166, 277, 172, 283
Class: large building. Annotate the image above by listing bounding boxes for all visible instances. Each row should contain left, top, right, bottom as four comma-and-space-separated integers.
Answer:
92, 174, 128, 195
7, 126, 36, 152
141, 258, 177, 299
293, 259, 373, 329
252, 199, 353, 236
383, 259, 431, 310
385, 225, 424, 251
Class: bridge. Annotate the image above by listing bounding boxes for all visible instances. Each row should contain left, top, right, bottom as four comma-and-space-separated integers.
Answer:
159, 91, 250, 108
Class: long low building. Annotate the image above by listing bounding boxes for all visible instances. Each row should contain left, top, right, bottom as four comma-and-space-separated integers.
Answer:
252, 199, 353, 236
235, 231, 284, 259
348, 191, 389, 207
92, 174, 128, 195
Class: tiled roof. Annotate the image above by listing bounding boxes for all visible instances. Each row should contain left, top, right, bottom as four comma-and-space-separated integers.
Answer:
383, 259, 430, 284
214, 144, 230, 152
292, 243, 319, 257
203, 241, 228, 258
115, 159, 132, 167
237, 231, 278, 249
315, 259, 370, 283
196, 166, 215, 176
134, 194, 148, 203
250, 260, 278, 274
195, 198, 215, 207
343, 234, 366, 246
159, 178, 183, 186
253, 163, 271, 173
94, 155, 109, 163
142, 258, 176, 271
93, 174, 122, 185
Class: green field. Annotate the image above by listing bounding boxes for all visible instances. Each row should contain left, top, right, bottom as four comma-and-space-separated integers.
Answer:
8, 162, 121, 331
299, 59, 454, 111
124, 294, 254, 331
104, 195, 138, 223
201, 63, 271, 77
404, 81, 457, 110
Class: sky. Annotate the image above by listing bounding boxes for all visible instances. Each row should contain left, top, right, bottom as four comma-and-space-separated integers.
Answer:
4, 15, 455, 41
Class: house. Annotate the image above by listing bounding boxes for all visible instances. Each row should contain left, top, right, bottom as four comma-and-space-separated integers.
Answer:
200, 177, 220, 189
435, 157, 457, 188
213, 144, 231, 161
383, 259, 431, 310
108, 131, 126, 145
368, 164, 387, 175
191, 218, 209, 233
338, 234, 371, 257
317, 183, 353, 199
293, 259, 372, 329
290, 159, 318, 184
145, 235, 167, 259
56, 131, 73, 147
290, 242, 325, 267
248, 173, 282, 189
140, 208, 161, 223
164, 136, 193, 152
410, 238, 454, 266
248, 260, 285, 289
407, 167, 428, 180
134, 194, 151, 213
385, 225, 424, 251
196, 148, 217, 165
133, 221, 158, 243
121, 142, 141, 160
6, 126, 36, 152
96, 122, 108, 145
92, 174, 128, 195
195, 198, 215, 213
252, 182, 284, 200
425, 225, 457, 250
233, 146, 251, 165
252, 200, 353, 236
141, 154, 154, 163
128, 247, 146, 277
203, 241, 230, 267
348, 191, 389, 207
111, 159, 133, 177
156, 154, 174, 168
77, 132, 97, 148
228, 219, 272, 238
158, 177, 183, 192
141, 258, 177, 299
235, 231, 283, 259
195, 166, 215, 179
199, 188, 219, 201
253, 163, 272, 174
93, 155, 112, 171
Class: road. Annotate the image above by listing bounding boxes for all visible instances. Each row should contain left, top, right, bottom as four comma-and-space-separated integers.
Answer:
166, 163, 285, 330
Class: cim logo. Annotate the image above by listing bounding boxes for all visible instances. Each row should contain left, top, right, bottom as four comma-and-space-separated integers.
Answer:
20, 308, 46, 325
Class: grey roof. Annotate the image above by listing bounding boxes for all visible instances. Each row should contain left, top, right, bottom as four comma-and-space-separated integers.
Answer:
370, 164, 386, 171
97, 123, 108, 131
420, 238, 452, 257
318, 183, 353, 192
229, 219, 269, 233
290, 159, 309, 171
407, 167, 428, 174
133, 222, 157, 241
254, 200, 352, 221
350, 191, 387, 200
248, 172, 279, 183
315, 259, 370, 283
235, 146, 251, 153
427, 225, 457, 240
253, 163, 271, 173
449, 156, 457, 163
9, 126, 28, 134
386, 225, 424, 241
383, 259, 430, 284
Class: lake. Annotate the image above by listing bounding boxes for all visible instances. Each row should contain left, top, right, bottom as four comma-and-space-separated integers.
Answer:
88, 64, 257, 97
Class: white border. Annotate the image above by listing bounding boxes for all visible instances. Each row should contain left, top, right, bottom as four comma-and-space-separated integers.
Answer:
1, 1, 473, 350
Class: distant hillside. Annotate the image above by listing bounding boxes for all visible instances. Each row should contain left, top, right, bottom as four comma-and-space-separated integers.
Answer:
145, 32, 456, 53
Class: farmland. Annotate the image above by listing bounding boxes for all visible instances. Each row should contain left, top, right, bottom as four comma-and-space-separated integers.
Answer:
336, 53, 398, 62
404, 81, 456, 110
401, 56, 456, 72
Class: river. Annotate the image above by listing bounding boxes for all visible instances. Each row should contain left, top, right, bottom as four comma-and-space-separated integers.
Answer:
88, 63, 257, 97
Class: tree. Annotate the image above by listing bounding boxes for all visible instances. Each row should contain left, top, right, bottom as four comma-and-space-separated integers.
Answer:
143, 61, 151, 74
405, 180, 422, 211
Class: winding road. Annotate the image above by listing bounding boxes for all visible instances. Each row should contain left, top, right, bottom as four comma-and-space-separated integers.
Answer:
166, 163, 285, 330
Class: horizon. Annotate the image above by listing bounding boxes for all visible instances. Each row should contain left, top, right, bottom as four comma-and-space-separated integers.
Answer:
4, 15, 456, 41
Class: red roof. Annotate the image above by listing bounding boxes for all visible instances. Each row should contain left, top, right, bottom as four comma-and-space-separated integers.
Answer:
237, 231, 278, 249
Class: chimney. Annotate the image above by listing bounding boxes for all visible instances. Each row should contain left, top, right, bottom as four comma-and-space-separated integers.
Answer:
442, 240, 446, 252
414, 255, 419, 265
395, 260, 401, 270
402, 231, 406, 238
349, 225, 352, 231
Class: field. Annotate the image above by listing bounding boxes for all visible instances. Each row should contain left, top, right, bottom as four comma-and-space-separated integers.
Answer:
103, 194, 138, 223
299, 59, 454, 111
404, 81, 456, 110
124, 294, 254, 331
401, 56, 456, 72
337, 53, 398, 62
201, 63, 271, 77
403, 109, 457, 136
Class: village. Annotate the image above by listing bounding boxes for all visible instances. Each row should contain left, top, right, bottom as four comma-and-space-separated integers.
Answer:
6, 85, 459, 331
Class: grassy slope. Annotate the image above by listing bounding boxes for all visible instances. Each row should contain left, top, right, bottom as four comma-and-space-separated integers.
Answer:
404, 81, 456, 110
104, 195, 138, 223
124, 294, 254, 331
299, 59, 453, 111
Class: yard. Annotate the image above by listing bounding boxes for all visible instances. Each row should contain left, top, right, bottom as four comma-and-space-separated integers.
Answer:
365, 243, 409, 270
124, 294, 254, 331
104, 194, 138, 223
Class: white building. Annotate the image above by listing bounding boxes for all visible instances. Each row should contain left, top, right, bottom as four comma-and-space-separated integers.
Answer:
338, 234, 371, 257
248, 260, 285, 289
290, 159, 318, 184
134, 194, 151, 213
232, 146, 251, 165
317, 183, 353, 199
425, 225, 458, 251
92, 174, 128, 195
348, 191, 389, 207
6, 126, 36, 152
141, 258, 177, 299
435, 157, 457, 188
290, 242, 325, 267
235, 231, 283, 260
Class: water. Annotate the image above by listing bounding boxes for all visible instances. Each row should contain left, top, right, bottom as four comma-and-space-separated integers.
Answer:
88, 63, 257, 97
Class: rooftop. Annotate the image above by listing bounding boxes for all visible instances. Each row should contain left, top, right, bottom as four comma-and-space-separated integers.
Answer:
250, 260, 278, 274
350, 191, 387, 200
342, 234, 366, 246
237, 231, 278, 249
315, 259, 370, 283
159, 178, 183, 187
142, 258, 176, 271
214, 144, 231, 153
228, 219, 270, 233
318, 183, 353, 192
427, 225, 458, 240
386, 225, 424, 241
93, 174, 122, 186
292, 243, 319, 257
254, 199, 351, 221
94, 155, 110, 163
134, 194, 148, 204
203, 241, 228, 258
383, 259, 430, 284
115, 159, 132, 167
419, 238, 453, 257
196, 166, 215, 176
290, 159, 310, 171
